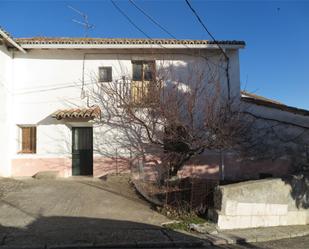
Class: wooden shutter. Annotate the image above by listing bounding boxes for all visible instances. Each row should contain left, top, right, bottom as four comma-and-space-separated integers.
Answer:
21, 127, 36, 153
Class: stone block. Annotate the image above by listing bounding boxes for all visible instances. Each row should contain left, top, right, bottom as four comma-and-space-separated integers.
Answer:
224, 200, 237, 215
265, 204, 288, 215
217, 215, 238, 230
236, 203, 252, 216
251, 203, 266, 215
277, 204, 287, 215
236, 216, 252, 229
279, 215, 288, 226
264, 216, 280, 227
251, 216, 266, 228
286, 211, 307, 225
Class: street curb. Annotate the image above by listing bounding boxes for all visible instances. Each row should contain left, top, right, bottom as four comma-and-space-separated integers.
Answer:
54, 241, 203, 248
0, 241, 204, 249
203, 226, 309, 245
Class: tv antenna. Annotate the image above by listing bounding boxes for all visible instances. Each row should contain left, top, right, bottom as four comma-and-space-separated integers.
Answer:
68, 5, 94, 37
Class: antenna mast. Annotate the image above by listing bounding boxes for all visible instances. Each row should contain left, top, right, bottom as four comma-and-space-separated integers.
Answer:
68, 5, 94, 37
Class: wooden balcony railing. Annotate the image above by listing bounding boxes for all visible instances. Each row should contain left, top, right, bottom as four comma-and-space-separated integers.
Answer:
115, 79, 162, 107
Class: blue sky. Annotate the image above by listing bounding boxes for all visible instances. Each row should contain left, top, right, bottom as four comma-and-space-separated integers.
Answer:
1, 0, 309, 109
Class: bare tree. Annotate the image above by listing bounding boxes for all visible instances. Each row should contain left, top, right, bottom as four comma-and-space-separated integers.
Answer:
86, 59, 258, 183
81, 54, 309, 188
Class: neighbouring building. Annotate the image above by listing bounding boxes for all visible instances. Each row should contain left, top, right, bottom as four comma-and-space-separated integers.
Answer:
1, 26, 309, 179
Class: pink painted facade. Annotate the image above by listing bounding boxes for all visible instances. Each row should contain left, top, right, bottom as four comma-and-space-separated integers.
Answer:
93, 157, 130, 177
131, 153, 291, 182
181, 153, 291, 180
12, 158, 72, 177
11, 157, 130, 178
10, 151, 291, 180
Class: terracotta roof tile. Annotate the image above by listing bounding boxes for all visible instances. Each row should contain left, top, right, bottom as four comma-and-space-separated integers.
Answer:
52, 106, 101, 120
15, 37, 245, 46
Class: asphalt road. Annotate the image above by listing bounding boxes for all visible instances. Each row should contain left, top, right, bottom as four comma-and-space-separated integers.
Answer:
134, 235, 309, 249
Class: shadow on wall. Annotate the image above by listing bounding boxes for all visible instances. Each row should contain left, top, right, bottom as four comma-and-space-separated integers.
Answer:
283, 171, 309, 209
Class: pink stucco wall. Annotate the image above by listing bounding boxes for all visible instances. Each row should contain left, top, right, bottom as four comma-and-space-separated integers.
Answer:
93, 157, 130, 177
12, 158, 72, 177
179, 153, 291, 180
11, 154, 291, 180
11, 157, 130, 177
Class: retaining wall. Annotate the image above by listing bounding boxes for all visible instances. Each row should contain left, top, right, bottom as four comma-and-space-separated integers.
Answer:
212, 177, 309, 230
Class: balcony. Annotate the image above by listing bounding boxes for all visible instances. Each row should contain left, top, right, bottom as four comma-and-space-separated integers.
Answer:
114, 78, 162, 107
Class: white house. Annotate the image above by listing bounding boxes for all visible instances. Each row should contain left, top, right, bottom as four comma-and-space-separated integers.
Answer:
1, 26, 309, 179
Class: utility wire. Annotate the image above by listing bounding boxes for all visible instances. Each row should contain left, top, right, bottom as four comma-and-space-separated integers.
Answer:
15, 1, 224, 96
111, 0, 225, 70
184, 0, 231, 99
128, 0, 201, 53
110, 0, 153, 40
128, 0, 177, 40
184, 0, 228, 60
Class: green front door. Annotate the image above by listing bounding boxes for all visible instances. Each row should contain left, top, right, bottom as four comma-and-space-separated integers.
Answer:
72, 127, 93, 176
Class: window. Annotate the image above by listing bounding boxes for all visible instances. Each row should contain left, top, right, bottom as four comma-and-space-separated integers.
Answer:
132, 61, 155, 81
99, 67, 112, 82
19, 126, 36, 154
132, 62, 143, 81
131, 61, 157, 104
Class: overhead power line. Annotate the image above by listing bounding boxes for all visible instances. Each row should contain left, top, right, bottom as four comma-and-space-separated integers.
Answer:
128, 0, 205, 57
111, 0, 225, 70
110, 0, 152, 40
184, 0, 228, 60
184, 0, 231, 99
128, 0, 177, 40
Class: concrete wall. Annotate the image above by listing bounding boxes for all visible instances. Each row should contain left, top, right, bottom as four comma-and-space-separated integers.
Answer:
213, 178, 309, 230
2, 48, 240, 177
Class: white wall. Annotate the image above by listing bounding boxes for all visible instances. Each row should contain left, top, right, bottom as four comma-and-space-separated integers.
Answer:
0, 45, 13, 176
3, 45, 309, 178
243, 100, 309, 146
8, 48, 240, 167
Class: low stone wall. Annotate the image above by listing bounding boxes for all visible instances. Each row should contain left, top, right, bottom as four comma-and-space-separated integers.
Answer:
212, 178, 309, 230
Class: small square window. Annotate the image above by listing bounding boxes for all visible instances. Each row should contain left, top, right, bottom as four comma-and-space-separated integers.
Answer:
99, 67, 112, 82
19, 126, 36, 154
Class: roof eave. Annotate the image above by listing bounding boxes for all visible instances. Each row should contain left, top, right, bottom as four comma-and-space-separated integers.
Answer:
19, 43, 245, 50
241, 96, 309, 117
0, 29, 26, 53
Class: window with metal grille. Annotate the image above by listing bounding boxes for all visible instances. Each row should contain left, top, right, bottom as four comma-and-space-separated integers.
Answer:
99, 67, 112, 82
20, 126, 36, 154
